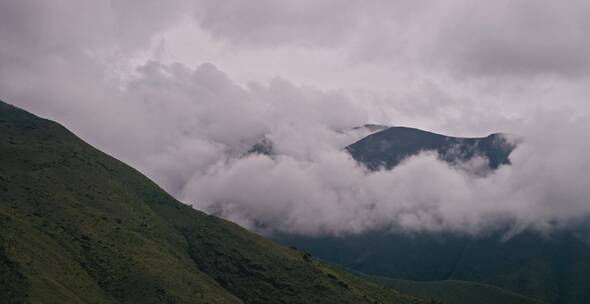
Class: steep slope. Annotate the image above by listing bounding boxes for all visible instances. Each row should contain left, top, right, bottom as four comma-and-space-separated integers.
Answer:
0, 100, 426, 304
346, 126, 515, 170
0, 101, 239, 304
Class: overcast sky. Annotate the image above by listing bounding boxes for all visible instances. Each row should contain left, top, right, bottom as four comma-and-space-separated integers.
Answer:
2, 1, 590, 236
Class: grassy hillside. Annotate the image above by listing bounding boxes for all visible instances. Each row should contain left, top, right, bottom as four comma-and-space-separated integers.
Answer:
374, 277, 543, 304
0, 99, 426, 304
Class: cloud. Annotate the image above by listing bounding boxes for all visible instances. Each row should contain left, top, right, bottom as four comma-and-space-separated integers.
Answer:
182, 112, 590, 236
435, 0, 590, 77
191, 0, 590, 77
78, 60, 370, 195
68, 60, 590, 236
192, 0, 365, 47
2, 1, 590, 237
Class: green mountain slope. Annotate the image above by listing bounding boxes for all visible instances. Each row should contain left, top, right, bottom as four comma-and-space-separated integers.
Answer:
0, 99, 426, 304
375, 277, 543, 304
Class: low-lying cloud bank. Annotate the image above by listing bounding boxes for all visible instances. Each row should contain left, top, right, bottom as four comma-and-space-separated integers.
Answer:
183, 115, 590, 236
2, 1, 590, 237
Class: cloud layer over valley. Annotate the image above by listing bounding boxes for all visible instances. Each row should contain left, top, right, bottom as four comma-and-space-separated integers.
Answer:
2, 1, 590, 236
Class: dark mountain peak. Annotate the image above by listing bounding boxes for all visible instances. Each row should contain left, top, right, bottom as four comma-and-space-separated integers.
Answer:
246, 136, 275, 157
346, 126, 516, 171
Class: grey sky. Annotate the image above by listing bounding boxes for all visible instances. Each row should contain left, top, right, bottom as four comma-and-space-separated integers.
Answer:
1, 1, 590, 236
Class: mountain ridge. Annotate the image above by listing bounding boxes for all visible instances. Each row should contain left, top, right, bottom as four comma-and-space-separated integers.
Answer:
346, 126, 516, 171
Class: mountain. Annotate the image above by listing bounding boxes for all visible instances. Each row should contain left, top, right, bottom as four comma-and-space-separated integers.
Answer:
278, 229, 590, 304
346, 126, 515, 170
0, 100, 429, 304
275, 127, 590, 304
246, 137, 275, 157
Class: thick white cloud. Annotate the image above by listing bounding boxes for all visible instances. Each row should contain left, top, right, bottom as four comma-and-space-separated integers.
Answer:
183, 112, 590, 236
2, 1, 590, 236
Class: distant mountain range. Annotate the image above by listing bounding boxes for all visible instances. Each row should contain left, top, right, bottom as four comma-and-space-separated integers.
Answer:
247, 125, 516, 173
276, 125, 590, 304
241, 123, 590, 304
